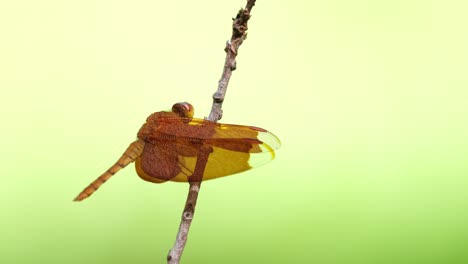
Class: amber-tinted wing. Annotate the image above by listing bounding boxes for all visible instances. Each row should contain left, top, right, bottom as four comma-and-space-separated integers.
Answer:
138, 117, 281, 182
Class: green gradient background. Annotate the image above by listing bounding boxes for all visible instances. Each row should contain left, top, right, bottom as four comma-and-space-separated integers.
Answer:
1, 1, 468, 263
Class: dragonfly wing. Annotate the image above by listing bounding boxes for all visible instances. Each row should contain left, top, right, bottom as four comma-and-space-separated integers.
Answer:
139, 118, 281, 182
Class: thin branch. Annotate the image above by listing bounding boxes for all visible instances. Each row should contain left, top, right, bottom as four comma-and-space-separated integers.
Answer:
208, 0, 256, 121
167, 1, 257, 263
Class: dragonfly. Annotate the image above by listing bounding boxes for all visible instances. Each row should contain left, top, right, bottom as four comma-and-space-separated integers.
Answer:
74, 102, 281, 201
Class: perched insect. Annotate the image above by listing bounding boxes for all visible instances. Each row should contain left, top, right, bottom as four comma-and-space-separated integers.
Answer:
74, 102, 281, 201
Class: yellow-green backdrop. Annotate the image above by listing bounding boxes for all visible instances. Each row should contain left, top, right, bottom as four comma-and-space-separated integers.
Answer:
1, 1, 468, 263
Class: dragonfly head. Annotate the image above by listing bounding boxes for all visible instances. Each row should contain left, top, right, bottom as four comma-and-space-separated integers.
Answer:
172, 102, 194, 118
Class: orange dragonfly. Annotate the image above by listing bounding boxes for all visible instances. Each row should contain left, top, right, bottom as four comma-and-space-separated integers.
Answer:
74, 102, 281, 201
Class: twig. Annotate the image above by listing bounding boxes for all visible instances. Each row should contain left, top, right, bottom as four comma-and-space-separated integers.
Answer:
208, 0, 256, 121
167, 1, 257, 263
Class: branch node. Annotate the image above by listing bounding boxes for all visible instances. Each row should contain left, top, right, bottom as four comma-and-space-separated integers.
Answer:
213, 92, 224, 103
183, 212, 193, 220
224, 40, 231, 53
230, 61, 237, 71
